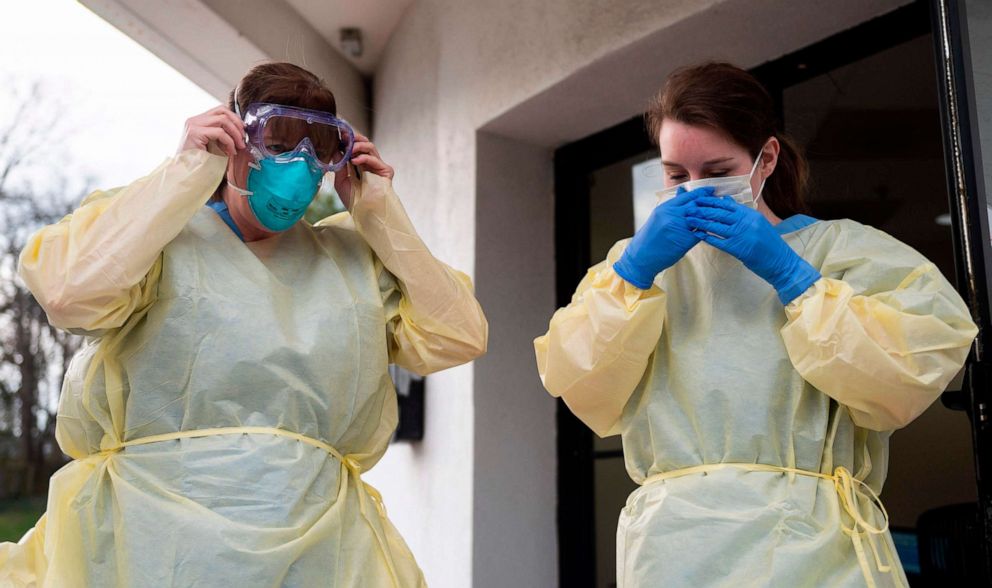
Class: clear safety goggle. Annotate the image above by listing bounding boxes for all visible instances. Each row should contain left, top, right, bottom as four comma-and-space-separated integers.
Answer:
240, 102, 355, 172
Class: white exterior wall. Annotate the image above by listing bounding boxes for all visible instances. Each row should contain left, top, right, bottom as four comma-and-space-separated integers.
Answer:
366, 1, 909, 586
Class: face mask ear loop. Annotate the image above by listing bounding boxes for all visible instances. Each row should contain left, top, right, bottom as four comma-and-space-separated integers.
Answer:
228, 180, 252, 198
750, 141, 771, 206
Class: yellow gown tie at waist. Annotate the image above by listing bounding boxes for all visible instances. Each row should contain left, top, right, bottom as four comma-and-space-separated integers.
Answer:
92, 426, 401, 587
642, 463, 905, 588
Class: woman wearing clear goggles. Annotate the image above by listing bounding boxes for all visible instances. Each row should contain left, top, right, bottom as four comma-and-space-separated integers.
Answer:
7, 61, 488, 587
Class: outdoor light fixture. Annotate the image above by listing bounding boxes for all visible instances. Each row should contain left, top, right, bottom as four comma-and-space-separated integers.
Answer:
339, 27, 363, 58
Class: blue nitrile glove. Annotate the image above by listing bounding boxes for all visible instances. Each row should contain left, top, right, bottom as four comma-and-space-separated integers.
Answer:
684, 195, 821, 304
613, 186, 715, 289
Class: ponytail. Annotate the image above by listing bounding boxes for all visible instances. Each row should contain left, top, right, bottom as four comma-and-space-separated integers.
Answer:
762, 134, 809, 216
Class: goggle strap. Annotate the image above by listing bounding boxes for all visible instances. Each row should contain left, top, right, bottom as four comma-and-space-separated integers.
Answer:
233, 82, 243, 118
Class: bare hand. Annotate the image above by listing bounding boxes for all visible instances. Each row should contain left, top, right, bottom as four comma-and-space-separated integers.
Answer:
177, 105, 246, 158
349, 132, 394, 179
334, 132, 394, 207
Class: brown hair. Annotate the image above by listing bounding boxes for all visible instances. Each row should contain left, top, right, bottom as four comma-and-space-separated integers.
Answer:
212, 62, 337, 200
646, 62, 809, 216
228, 62, 336, 115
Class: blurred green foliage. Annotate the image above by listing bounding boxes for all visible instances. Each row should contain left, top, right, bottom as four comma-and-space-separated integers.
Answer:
0, 497, 45, 542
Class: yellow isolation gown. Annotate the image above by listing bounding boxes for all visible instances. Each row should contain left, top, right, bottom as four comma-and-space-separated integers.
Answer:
1, 149, 488, 587
536, 214, 976, 587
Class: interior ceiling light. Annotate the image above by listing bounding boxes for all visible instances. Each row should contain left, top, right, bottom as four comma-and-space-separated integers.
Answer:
340, 27, 363, 58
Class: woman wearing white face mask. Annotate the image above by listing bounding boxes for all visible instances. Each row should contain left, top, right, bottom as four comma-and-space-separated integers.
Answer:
535, 62, 977, 587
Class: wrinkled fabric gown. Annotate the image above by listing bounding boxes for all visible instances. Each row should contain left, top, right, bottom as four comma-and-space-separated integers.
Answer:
536, 215, 977, 587
2, 150, 488, 587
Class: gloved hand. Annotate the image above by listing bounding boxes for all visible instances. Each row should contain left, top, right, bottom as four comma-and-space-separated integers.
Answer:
613, 186, 714, 289
684, 195, 821, 304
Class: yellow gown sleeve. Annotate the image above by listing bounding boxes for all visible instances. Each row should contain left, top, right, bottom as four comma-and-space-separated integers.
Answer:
17, 149, 228, 332
534, 240, 668, 437
781, 223, 978, 431
343, 170, 488, 375
0, 514, 47, 586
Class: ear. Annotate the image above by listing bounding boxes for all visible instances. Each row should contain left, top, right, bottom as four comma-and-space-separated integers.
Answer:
225, 157, 237, 183
760, 137, 781, 179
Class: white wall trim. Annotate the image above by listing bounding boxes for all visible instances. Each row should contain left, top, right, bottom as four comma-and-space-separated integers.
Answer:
80, 0, 268, 100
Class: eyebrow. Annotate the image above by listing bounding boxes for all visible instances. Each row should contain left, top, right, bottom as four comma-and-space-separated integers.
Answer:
661, 157, 735, 166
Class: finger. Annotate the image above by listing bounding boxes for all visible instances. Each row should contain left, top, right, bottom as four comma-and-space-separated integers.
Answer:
669, 187, 693, 206
351, 153, 386, 170
351, 144, 383, 164
352, 141, 383, 160
351, 154, 393, 178
187, 107, 227, 126
685, 216, 732, 237
670, 186, 714, 207
699, 232, 732, 251
693, 195, 740, 211
685, 204, 737, 225
205, 105, 233, 117
197, 112, 244, 134
357, 136, 383, 157
226, 123, 246, 151
197, 106, 240, 127
220, 106, 244, 126
209, 117, 246, 150
220, 109, 246, 137
201, 127, 236, 157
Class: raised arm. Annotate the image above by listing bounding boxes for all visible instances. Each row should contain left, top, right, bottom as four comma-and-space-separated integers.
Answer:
19, 149, 228, 331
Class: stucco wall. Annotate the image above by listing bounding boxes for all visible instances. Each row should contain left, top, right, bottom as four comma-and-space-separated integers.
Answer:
472, 132, 558, 588
201, 0, 369, 129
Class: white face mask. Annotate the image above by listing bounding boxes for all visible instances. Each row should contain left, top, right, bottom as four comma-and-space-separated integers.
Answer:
657, 151, 767, 208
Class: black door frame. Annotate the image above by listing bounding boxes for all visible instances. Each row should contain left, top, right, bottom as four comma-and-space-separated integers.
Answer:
551, 2, 971, 586
554, 118, 654, 587
930, 0, 992, 572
